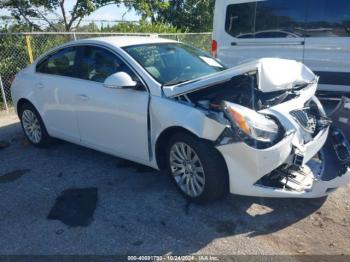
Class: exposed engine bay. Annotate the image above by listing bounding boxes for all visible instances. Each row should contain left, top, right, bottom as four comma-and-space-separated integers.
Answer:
172, 72, 350, 196
184, 72, 305, 111
174, 72, 330, 149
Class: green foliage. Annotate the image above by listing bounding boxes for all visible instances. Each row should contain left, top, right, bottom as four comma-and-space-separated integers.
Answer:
102, 21, 181, 33
30, 35, 73, 59
128, 0, 215, 32
0, 23, 72, 103
164, 0, 215, 32
0, 25, 29, 76
124, 0, 169, 23
0, 0, 122, 31
78, 22, 100, 32
1, 0, 215, 33
0, 38, 26, 103
167, 34, 212, 52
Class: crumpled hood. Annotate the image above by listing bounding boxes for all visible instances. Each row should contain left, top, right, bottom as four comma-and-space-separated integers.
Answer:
258, 58, 316, 92
162, 58, 317, 97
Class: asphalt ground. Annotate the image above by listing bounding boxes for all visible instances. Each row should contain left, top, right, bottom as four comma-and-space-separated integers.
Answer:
0, 107, 349, 256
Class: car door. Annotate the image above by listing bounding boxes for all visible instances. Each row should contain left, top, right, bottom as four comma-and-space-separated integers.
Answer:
35, 46, 81, 143
74, 45, 150, 163
216, 0, 306, 67
303, 0, 350, 95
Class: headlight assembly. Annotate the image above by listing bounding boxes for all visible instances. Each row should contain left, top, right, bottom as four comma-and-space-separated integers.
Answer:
222, 101, 280, 143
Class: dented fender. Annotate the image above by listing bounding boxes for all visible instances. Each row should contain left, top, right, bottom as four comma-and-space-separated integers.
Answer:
150, 96, 226, 168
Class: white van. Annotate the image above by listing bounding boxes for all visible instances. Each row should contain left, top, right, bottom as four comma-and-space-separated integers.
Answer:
212, 0, 350, 97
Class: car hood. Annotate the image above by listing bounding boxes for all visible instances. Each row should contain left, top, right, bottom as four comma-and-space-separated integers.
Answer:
162, 58, 316, 97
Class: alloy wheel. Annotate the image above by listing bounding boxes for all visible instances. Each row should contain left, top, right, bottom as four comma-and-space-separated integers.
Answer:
22, 109, 42, 144
169, 142, 205, 197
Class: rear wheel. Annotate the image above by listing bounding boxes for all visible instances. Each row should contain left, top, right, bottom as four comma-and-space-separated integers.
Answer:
19, 103, 52, 148
166, 132, 229, 203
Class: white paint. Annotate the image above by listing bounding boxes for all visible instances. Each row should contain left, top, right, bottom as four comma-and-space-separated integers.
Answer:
104, 72, 137, 89
199, 56, 224, 68
213, 0, 350, 93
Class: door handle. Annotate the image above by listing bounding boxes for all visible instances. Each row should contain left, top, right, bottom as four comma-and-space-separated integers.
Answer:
36, 83, 44, 89
77, 94, 89, 101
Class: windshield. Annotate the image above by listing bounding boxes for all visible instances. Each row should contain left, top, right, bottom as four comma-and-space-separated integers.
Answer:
124, 43, 226, 86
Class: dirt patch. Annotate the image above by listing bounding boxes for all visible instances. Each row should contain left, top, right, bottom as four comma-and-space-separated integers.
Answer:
48, 188, 98, 227
0, 140, 10, 150
0, 169, 30, 183
132, 240, 144, 246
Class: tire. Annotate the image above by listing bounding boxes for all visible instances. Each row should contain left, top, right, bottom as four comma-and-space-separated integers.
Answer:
166, 132, 229, 204
19, 103, 52, 148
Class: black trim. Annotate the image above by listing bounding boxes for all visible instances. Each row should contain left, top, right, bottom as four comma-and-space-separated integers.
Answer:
316, 91, 350, 99
147, 95, 153, 161
315, 71, 350, 86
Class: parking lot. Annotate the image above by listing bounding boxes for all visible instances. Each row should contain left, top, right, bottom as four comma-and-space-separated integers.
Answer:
0, 110, 350, 256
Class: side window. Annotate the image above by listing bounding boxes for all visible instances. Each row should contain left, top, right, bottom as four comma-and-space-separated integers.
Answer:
79, 46, 137, 83
305, 0, 350, 37
36, 47, 77, 77
225, 3, 256, 38
225, 1, 306, 39
255, 0, 306, 38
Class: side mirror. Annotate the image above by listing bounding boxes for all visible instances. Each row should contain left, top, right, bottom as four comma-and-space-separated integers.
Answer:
104, 72, 137, 89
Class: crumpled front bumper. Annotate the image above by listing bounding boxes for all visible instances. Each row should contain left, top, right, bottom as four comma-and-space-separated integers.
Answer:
217, 127, 350, 198
216, 97, 350, 199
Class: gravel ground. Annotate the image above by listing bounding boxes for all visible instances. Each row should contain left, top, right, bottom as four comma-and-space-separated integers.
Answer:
0, 111, 350, 256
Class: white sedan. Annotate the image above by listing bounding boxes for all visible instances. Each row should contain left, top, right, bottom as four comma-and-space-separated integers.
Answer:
11, 37, 350, 203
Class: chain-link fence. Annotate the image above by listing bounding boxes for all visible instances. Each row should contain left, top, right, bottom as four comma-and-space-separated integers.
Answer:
0, 32, 212, 111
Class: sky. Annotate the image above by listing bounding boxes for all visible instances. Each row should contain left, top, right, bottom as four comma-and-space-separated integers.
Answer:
82, 4, 139, 22
0, 1, 140, 25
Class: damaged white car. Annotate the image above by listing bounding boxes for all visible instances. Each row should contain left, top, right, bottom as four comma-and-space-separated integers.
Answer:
11, 37, 350, 203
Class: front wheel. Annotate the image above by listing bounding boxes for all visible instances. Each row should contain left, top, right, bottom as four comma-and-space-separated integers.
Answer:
166, 132, 229, 204
19, 103, 52, 148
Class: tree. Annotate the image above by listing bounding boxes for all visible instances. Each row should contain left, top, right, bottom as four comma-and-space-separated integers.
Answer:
0, 0, 122, 31
101, 20, 180, 33
125, 0, 169, 24
162, 0, 215, 32
128, 0, 215, 32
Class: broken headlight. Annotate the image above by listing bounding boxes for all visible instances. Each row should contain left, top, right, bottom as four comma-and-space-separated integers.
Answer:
222, 101, 280, 143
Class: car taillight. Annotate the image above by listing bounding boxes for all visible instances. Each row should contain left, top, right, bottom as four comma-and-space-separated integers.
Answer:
211, 39, 217, 58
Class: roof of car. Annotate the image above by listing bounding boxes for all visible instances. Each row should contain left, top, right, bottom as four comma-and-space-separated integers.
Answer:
82, 36, 178, 47
33, 36, 179, 64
